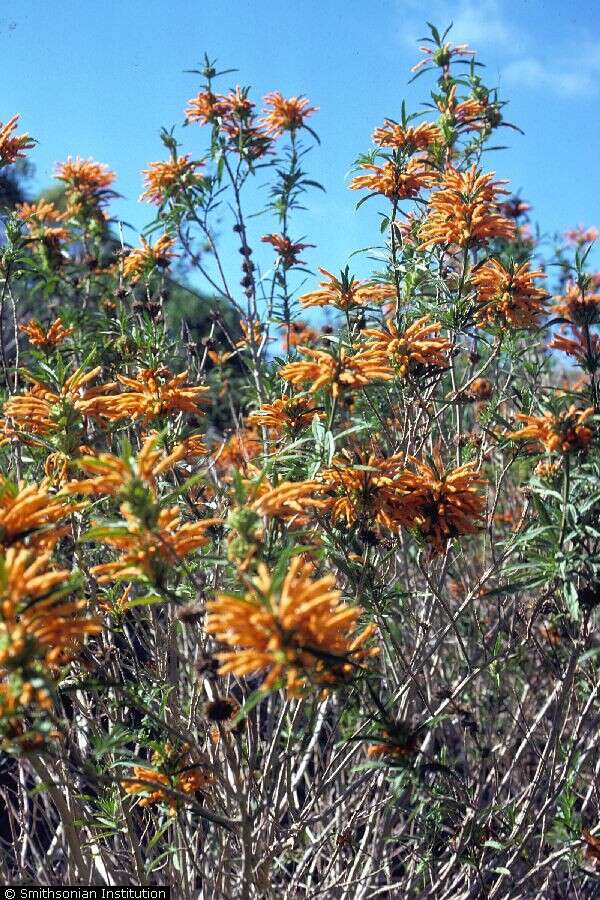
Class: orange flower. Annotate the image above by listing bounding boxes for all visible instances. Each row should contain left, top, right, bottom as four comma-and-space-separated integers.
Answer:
466, 378, 493, 401
122, 767, 171, 808
236, 319, 266, 351
362, 315, 450, 377
223, 123, 273, 160
55, 157, 116, 214
2, 387, 67, 440
505, 406, 594, 454
84, 367, 209, 423
350, 158, 435, 200
261, 92, 318, 136
177, 765, 213, 795
55, 156, 115, 192
320, 451, 409, 531
90, 505, 218, 584
499, 196, 531, 220
65, 434, 208, 500
121, 745, 212, 816
122, 234, 176, 281
213, 428, 262, 477
43, 451, 77, 486
398, 452, 487, 551
279, 346, 394, 398
159, 434, 208, 466
3, 366, 108, 441
437, 85, 488, 132
247, 395, 322, 433
281, 321, 319, 350
190, 87, 272, 158
299, 268, 395, 310
207, 348, 236, 367
366, 721, 418, 762
251, 480, 329, 523
471, 258, 548, 329
0, 479, 82, 550
64, 439, 162, 499
0, 547, 100, 672
4, 366, 109, 437
372, 120, 441, 150
185, 90, 232, 126
564, 225, 599, 246
419, 166, 515, 249
0, 115, 35, 165
16, 200, 69, 242
261, 233, 314, 268
205, 558, 378, 697
534, 460, 561, 479
19, 317, 74, 350
553, 282, 600, 326
550, 330, 600, 365
222, 85, 255, 119
140, 155, 204, 205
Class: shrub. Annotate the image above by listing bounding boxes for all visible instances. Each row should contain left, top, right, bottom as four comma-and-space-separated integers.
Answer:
1, 23, 600, 898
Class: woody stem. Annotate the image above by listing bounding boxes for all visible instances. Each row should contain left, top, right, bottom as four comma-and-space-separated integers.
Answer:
559, 453, 570, 549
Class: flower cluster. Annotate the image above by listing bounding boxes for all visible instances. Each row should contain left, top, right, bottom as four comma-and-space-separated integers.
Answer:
122, 743, 213, 815
506, 406, 594, 455
122, 235, 176, 282
419, 166, 515, 248
205, 558, 378, 696
0, 115, 35, 165
140, 155, 204, 205
471, 258, 548, 329
299, 268, 396, 310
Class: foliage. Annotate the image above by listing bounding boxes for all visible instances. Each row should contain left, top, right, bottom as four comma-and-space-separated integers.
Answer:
1, 26, 600, 898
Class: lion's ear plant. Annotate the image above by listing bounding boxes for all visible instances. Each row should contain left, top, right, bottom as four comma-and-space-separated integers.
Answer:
1, 23, 600, 898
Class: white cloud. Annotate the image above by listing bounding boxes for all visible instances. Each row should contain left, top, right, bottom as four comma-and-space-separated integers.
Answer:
502, 58, 596, 97
398, 0, 524, 53
398, 0, 600, 100
502, 40, 600, 99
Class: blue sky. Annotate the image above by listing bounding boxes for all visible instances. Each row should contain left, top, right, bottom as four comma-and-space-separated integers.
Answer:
3, 0, 600, 285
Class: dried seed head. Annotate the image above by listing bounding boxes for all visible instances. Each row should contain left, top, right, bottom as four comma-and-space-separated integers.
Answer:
194, 653, 220, 679
203, 696, 239, 722
177, 602, 204, 623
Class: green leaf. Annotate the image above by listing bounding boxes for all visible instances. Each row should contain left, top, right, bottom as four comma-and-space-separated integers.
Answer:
426, 21, 441, 44
232, 687, 270, 726
579, 646, 600, 663
28, 782, 50, 797
324, 429, 335, 465
484, 840, 506, 851
81, 524, 133, 541
147, 820, 173, 852
122, 594, 164, 610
